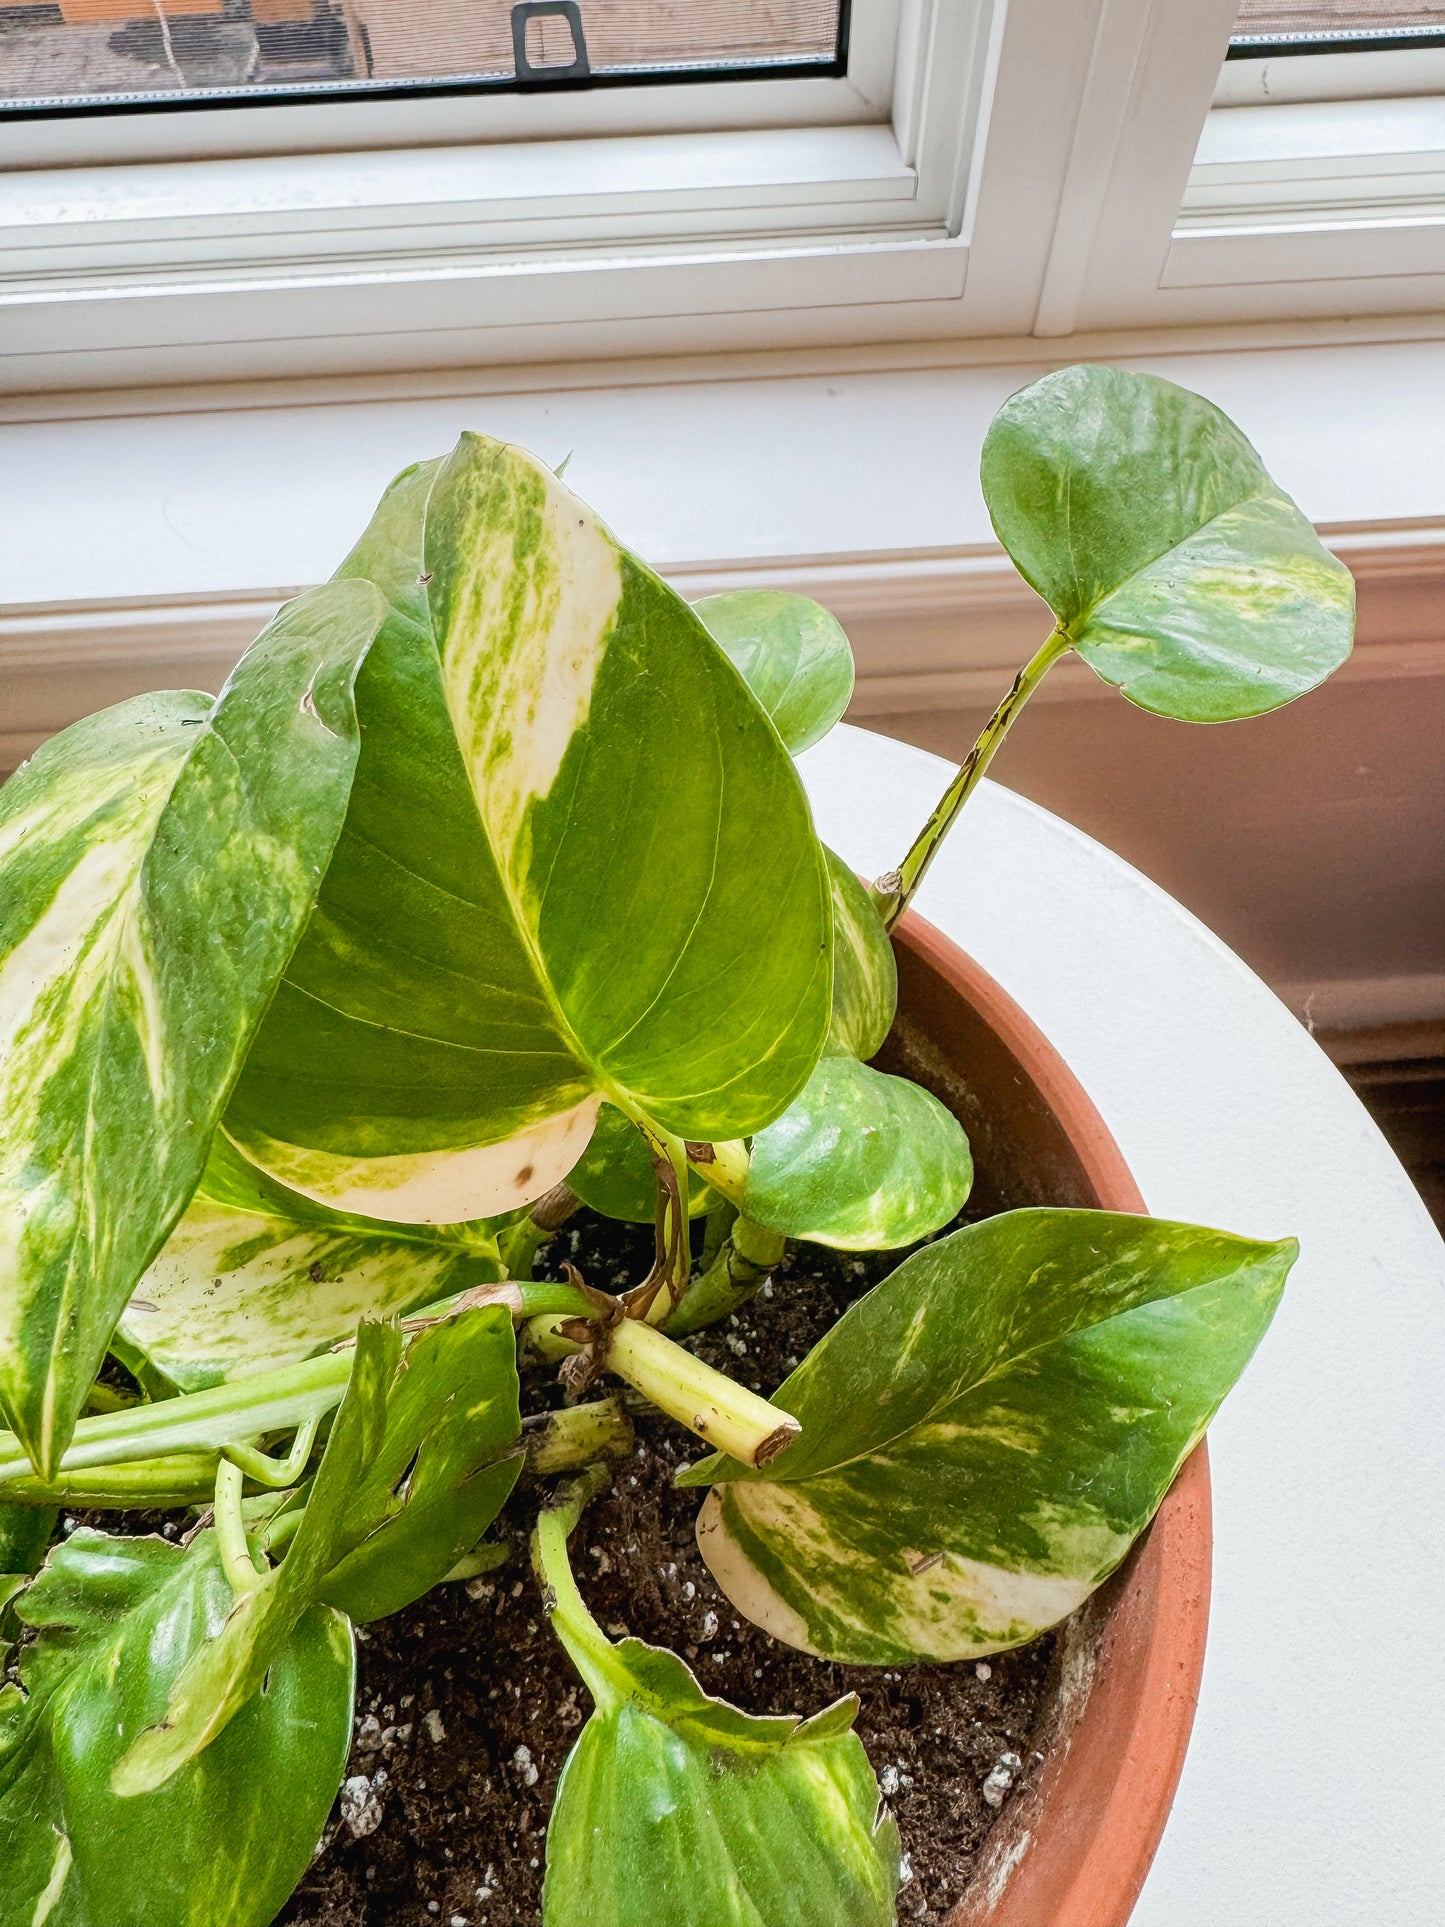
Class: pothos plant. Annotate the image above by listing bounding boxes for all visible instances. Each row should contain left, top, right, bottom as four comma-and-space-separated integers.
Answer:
0, 365, 1352, 1926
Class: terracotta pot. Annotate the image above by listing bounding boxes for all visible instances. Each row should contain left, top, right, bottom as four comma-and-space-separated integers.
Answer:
877, 909, 1210, 1927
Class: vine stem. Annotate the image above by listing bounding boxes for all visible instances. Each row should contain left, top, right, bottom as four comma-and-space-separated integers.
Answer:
214, 1460, 266, 1595
602, 1317, 799, 1469
871, 626, 1072, 929
0, 1278, 593, 1493
531, 1465, 628, 1709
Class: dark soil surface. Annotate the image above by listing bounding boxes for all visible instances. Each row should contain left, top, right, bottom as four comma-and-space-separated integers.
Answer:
276, 1212, 1058, 1927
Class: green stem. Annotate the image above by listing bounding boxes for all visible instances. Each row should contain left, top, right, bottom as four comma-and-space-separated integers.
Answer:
523, 1396, 634, 1474
602, 1317, 799, 1468
214, 1460, 266, 1595
0, 1453, 221, 1509
871, 626, 1072, 929
441, 1539, 510, 1584
688, 1139, 749, 1211
531, 1465, 625, 1708
0, 1279, 593, 1490
223, 1415, 319, 1489
666, 1220, 785, 1338
498, 1182, 582, 1278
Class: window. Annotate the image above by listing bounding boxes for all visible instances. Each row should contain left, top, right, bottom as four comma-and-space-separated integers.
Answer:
2, 0, 847, 116
1, 0, 1442, 396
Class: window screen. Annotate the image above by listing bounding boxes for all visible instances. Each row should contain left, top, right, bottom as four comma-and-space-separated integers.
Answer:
1, 0, 847, 113
1230, 2, 1445, 48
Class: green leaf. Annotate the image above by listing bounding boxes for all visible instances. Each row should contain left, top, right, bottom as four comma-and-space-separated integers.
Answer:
691, 590, 855, 754
0, 1505, 53, 1583
825, 849, 897, 1059
565, 1103, 714, 1224
535, 1495, 898, 1927
120, 1133, 505, 1392
0, 580, 387, 1476
743, 1050, 970, 1251
681, 1209, 1293, 1662
0, 1527, 353, 1927
316, 1308, 522, 1623
981, 365, 1354, 720
224, 439, 831, 1226
114, 1304, 520, 1791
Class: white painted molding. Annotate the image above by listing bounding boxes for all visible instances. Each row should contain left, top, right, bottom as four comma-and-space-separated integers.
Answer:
4, 519, 1443, 764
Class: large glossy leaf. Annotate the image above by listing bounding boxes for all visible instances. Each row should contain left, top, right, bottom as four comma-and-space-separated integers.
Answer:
825, 849, 896, 1059
0, 1527, 353, 1927
681, 1209, 1293, 1663
566, 1103, 715, 1224
224, 438, 831, 1226
691, 590, 855, 754
115, 1304, 519, 1791
0, 581, 386, 1476
120, 1133, 504, 1392
536, 1496, 898, 1927
744, 1049, 971, 1250
981, 365, 1354, 719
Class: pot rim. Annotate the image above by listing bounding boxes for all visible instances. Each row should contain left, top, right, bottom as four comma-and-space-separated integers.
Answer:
889, 909, 1211, 1927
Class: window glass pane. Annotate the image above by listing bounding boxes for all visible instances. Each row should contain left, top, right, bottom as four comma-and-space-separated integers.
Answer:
1231, 1, 1445, 46
0, 0, 847, 113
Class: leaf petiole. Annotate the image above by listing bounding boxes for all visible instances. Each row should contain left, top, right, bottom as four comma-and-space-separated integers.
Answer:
223, 1416, 320, 1489
531, 1465, 626, 1708
0, 1280, 593, 1492
872, 625, 1072, 929
214, 1460, 267, 1596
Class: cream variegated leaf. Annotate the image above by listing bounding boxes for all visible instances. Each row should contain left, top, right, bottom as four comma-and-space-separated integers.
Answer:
120, 1134, 505, 1393
682, 1209, 1294, 1663
226, 438, 831, 1225
0, 581, 386, 1476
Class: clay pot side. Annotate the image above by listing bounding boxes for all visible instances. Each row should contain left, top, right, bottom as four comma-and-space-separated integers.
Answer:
878, 910, 1211, 1927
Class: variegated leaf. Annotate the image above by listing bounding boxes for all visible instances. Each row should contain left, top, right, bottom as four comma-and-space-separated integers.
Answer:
225, 438, 831, 1226
681, 1209, 1293, 1663
116, 1304, 520, 1791
0, 1528, 353, 1927
536, 1492, 898, 1927
691, 590, 855, 754
0, 581, 386, 1476
825, 848, 896, 1060
120, 1133, 504, 1392
981, 365, 1353, 719
744, 1049, 971, 1250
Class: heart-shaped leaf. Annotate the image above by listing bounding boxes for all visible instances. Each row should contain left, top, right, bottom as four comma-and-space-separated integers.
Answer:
0, 581, 386, 1476
565, 1104, 714, 1224
120, 1133, 505, 1393
692, 590, 855, 754
534, 1484, 898, 1927
0, 1527, 353, 1927
115, 1303, 520, 1791
224, 440, 831, 1225
981, 365, 1354, 719
744, 1050, 970, 1250
681, 1209, 1293, 1662
825, 849, 896, 1060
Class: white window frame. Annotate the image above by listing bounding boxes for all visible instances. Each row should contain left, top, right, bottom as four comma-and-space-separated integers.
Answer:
1028, 0, 1445, 336
4, 0, 1445, 396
